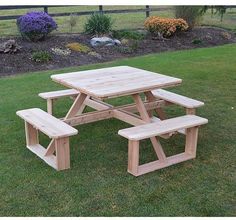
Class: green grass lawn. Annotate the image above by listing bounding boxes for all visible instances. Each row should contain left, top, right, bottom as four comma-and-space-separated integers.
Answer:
0, 6, 235, 36
0, 44, 235, 216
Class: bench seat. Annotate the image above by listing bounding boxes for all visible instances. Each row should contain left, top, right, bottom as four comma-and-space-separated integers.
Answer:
38, 89, 80, 115
17, 108, 78, 138
152, 89, 204, 109
17, 108, 78, 170
39, 89, 79, 100
118, 115, 208, 140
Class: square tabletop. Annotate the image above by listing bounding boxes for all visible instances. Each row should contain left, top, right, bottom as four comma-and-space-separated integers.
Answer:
51, 66, 182, 99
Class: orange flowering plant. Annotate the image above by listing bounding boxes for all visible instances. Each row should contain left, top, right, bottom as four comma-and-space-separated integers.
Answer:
144, 16, 189, 38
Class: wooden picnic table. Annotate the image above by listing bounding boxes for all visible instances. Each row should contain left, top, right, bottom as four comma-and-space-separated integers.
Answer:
17, 65, 208, 174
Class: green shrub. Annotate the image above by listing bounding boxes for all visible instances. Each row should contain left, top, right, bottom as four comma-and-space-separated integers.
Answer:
112, 30, 144, 40
32, 50, 52, 62
84, 13, 113, 36
175, 6, 205, 29
192, 39, 203, 44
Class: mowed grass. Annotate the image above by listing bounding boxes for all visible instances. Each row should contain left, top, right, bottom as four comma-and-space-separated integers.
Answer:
0, 44, 235, 216
0, 6, 235, 36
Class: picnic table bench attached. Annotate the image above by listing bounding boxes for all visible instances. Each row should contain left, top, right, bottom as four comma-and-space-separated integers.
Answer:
152, 89, 204, 115
16, 108, 78, 170
118, 115, 208, 176
39, 89, 79, 115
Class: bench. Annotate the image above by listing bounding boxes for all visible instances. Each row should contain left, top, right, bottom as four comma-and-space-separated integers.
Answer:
16, 108, 78, 171
152, 89, 204, 115
39, 89, 79, 115
118, 115, 208, 176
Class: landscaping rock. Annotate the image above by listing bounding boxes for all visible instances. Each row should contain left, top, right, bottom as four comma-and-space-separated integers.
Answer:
0, 39, 21, 54
114, 39, 121, 45
90, 37, 121, 46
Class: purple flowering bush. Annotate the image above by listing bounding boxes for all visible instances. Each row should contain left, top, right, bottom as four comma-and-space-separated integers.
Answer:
17, 11, 57, 42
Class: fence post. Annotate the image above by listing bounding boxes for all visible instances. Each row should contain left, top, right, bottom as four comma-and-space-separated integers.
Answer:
146, 5, 150, 17
43, 6, 48, 14
99, 5, 103, 14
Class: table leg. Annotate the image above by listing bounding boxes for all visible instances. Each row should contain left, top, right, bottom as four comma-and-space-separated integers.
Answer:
144, 91, 166, 120
65, 93, 88, 119
132, 93, 166, 162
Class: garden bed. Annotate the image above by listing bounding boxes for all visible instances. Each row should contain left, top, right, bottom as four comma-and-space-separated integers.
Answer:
0, 26, 235, 77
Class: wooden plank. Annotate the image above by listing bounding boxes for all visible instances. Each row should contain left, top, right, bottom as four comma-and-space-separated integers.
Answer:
150, 138, 166, 162
152, 89, 204, 108
113, 110, 146, 126
17, 108, 78, 138
27, 144, 57, 170
185, 127, 199, 157
65, 93, 87, 119
64, 109, 114, 126
51, 66, 182, 99
132, 94, 150, 121
144, 91, 166, 120
137, 153, 194, 176
25, 122, 39, 146
132, 93, 167, 161
118, 115, 208, 141
55, 137, 70, 170
39, 89, 79, 99
127, 140, 140, 176
186, 108, 196, 115
44, 139, 55, 156
86, 98, 165, 113
47, 99, 53, 115
85, 98, 111, 111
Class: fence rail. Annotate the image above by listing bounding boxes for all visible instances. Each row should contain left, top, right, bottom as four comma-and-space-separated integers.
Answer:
0, 5, 171, 21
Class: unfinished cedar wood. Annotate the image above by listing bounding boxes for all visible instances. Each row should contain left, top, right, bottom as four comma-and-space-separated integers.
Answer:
118, 115, 208, 176
17, 66, 208, 174
152, 89, 204, 108
39, 89, 79, 100
118, 115, 208, 140
17, 108, 78, 170
51, 66, 182, 99
39, 89, 79, 115
17, 108, 78, 138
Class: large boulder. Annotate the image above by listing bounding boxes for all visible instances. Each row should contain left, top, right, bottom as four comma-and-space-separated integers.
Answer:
90, 37, 121, 47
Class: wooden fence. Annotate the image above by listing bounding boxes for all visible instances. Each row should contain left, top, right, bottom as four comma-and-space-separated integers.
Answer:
0, 5, 171, 21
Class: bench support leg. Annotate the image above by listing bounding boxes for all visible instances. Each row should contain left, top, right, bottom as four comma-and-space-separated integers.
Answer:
25, 122, 39, 146
47, 99, 53, 115
186, 108, 196, 115
55, 137, 70, 170
128, 140, 139, 176
132, 93, 167, 161
185, 126, 199, 158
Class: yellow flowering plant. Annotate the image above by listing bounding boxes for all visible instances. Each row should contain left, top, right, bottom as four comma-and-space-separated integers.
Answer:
144, 16, 189, 38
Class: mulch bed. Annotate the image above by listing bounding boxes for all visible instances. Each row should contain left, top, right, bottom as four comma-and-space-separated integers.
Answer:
0, 26, 235, 77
